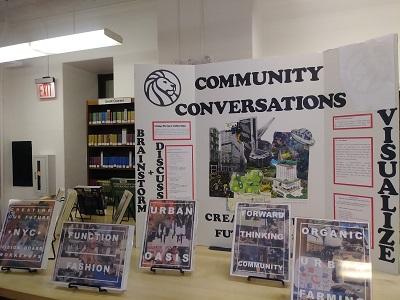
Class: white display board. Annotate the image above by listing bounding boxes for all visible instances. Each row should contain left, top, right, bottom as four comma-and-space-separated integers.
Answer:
135, 35, 399, 274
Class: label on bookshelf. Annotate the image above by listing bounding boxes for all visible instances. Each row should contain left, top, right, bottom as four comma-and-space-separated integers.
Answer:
98, 97, 132, 105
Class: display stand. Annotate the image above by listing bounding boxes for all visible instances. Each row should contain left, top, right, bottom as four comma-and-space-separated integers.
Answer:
247, 276, 284, 286
208, 246, 231, 252
150, 265, 184, 275
1, 267, 37, 273
68, 282, 108, 292
48, 234, 56, 260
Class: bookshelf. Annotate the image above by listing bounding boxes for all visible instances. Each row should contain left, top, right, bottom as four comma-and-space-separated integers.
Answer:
86, 98, 135, 186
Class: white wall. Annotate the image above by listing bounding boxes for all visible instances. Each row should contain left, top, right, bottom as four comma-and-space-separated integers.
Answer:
253, 0, 400, 68
0, 0, 158, 218
63, 64, 98, 189
157, 0, 254, 63
1, 59, 65, 215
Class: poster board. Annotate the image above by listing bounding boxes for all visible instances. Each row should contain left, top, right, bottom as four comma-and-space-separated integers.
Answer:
135, 34, 399, 273
52, 222, 134, 292
139, 200, 196, 271
0, 199, 59, 269
230, 203, 290, 281
292, 218, 371, 300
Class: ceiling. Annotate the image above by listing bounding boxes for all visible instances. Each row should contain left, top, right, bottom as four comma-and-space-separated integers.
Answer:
0, 0, 137, 22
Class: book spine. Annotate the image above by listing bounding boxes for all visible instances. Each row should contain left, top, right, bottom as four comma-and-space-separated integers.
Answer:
129, 151, 132, 168
106, 109, 111, 124
122, 128, 127, 145
100, 151, 104, 167
123, 109, 128, 123
130, 111, 135, 123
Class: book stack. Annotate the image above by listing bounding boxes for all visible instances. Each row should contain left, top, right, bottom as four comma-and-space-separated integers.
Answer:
89, 109, 135, 124
88, 132, 134, 146
102, 155, 132, 168
88, 156, 102, 168
89, 151, 134, 168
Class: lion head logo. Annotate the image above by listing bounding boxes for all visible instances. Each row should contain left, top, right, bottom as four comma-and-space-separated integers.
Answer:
144, 69, 181, 107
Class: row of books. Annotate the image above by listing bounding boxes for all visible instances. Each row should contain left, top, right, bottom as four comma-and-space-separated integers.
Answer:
88, 130, 134, 146
89, 109, 134, 124
89, 152, 134, 168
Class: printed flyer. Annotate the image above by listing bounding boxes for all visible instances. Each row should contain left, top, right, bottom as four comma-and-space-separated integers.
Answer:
140, 200, 196, 271
230, 203, 290, 281
292, 218, 371, 300
0, 199, 58, 269
52, 222, 134, 292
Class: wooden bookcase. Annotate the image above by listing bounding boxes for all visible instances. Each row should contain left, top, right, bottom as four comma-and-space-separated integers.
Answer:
86, 98, 135, 185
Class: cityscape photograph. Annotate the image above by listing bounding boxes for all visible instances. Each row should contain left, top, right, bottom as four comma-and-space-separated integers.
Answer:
209, 117, 314, 202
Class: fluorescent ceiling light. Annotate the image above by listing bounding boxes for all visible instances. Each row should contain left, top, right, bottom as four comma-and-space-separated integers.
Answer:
0, 29, 122, 64
31, 29, 122, 55
0, 43, 45, 63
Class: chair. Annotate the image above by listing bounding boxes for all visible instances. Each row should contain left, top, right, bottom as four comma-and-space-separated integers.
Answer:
74, 186, 106, 219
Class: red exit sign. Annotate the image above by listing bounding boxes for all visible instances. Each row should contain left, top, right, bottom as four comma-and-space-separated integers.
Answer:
35, 77, 56, 100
